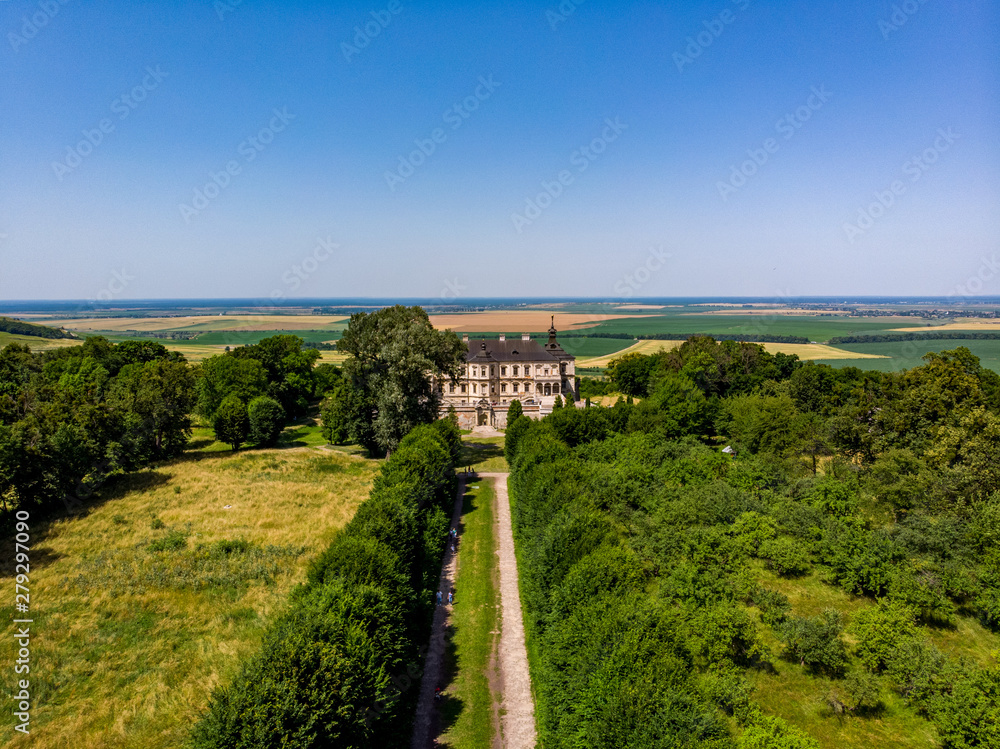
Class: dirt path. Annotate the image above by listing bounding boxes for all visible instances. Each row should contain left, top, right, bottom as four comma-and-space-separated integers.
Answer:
411, 476, 466, 749
479, 472, 537, 749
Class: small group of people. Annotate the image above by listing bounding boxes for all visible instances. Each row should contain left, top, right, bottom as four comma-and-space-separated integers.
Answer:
449, 526, 459, 554
436, 588, 455, 605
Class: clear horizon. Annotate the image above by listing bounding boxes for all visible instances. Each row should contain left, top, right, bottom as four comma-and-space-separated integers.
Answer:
2, 1, 998, 300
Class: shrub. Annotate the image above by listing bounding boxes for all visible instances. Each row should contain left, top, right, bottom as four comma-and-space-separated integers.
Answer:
148, 530, 188, 552
777, 610, 848, 676
760, 537, 811, 577
738, 714, 819, 749
851, 599, 918, 672
504, 415, 532, 467
752, 588, 791, 627
248, 395, 285, 446
843, 669, 884, 714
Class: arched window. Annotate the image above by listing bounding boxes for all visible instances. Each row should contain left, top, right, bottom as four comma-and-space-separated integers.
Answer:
544, 384, 551, 396
536, 383, 543, 394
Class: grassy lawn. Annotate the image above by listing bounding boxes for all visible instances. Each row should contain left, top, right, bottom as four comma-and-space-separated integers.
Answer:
438, 480, 501, 748
459, 436, 508, 473
0, 446, 378, 748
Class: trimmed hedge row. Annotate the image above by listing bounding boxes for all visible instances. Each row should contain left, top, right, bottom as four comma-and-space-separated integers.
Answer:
190, 417, 460, 748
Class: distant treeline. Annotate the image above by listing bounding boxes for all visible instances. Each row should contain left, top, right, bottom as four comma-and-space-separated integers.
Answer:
0, 317, 75, 339
303, 341, 337, 350
560, 332, 811, 344
828, 332, 1000, 345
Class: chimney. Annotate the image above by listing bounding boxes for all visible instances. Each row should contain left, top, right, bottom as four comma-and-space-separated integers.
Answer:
462, 334, 469, 343
522, 333, 530, 341
499, 334, 505, 342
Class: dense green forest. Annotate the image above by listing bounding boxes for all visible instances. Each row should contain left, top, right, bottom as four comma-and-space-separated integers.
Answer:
507, 337, 1000, 748
0, 316, 76, 339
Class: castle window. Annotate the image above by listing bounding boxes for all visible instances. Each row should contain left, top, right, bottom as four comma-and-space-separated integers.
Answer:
501, 366, 507, 376
544, 368, 549, 376
472, 384, 477, 393
461, 384, 467, 393
501, 383, 507, 392
512, 383, 519, 392
449, 384, 455, 393
553, 383, 559, 393
490, 366, 495, 376
512, 365, 519, 376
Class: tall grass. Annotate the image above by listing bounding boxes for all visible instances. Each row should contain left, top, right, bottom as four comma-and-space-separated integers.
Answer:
0, 446, 378, 749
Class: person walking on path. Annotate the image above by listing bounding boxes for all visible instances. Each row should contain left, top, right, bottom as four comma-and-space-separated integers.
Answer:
448, 590, 454, 605
436, 590, 442, 605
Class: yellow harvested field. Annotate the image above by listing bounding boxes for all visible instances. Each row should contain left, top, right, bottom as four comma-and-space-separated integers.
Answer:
889, 321, 1000, 332
577, 340, 888, 368
613, 304, 669, 310
682, 309, 851, 317
42, 314, 348, 332
427, 311, 654, 332
0, 332, 83, 352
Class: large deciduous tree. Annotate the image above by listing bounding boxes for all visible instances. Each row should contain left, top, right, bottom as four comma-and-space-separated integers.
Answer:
337, 306, 465, 456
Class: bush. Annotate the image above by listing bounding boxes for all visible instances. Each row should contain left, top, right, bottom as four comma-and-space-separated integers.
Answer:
777, 610, 848, 676
843, 669, 883, 714
851, 599, 918, 672
248, 395, 285, 446
148, 530, 188, 552
760, 537, 811, 577
738, 714, 819, 749
504, 414, 532, 467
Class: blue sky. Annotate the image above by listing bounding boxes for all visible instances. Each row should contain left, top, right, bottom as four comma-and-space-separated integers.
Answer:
1, 0, 997, 300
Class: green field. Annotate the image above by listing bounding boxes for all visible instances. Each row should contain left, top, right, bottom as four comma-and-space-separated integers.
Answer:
578, 314, 931, 343
821, 339, 1000, 374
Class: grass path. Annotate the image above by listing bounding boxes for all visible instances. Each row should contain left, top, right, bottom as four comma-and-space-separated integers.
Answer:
435, 479, 502, 749
480, 472, 537, 749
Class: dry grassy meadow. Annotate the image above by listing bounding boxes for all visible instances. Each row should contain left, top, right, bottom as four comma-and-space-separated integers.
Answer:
0, 444, 379, 749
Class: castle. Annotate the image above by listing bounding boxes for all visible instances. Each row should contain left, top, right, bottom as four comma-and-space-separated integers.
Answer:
435, 317, 578, 429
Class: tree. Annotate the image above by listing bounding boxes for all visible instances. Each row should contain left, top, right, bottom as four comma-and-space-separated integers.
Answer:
321, 383, 352, 445
107, 358, 196, 461
337, 306, 465, 456
507, 399, 523, 424
214, 396, 249, 451
851, 599, 917, 672
552, 395, 563, 410
196, 355, 267, 419
248, 396, 285, 447
778, 610, 848, 676
606, 351, 660, 397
